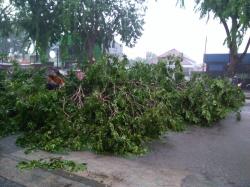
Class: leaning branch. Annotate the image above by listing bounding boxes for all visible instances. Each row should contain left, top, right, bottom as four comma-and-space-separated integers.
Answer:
220, 18, 231, 45
240, 36, 250, 61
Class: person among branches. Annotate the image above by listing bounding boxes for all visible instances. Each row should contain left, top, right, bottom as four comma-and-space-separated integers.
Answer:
47, 68, 65, 90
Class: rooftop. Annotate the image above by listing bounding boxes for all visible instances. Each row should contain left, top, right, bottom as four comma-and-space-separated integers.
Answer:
204, 53, 250, 64
158, 48, 197, 66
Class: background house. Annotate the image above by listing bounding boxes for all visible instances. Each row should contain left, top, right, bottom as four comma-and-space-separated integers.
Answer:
204, 53, 250, 76
204, 53, 250, 89
107, 41, 123, 57
158, 49, 201, 79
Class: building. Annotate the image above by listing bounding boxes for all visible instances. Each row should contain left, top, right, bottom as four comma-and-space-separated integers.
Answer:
107, 41, 123, 57
158, 49, 201, 79
204, 53, 250, 76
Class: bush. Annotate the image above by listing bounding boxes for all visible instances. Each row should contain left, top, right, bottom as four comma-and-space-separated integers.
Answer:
180, 75, 245, 125
0, 69, 20, 137
0, 57, 245, 154
0, 65, 47, 137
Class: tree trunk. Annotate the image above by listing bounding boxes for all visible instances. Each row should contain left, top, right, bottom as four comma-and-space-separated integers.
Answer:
221, 18, 240, 77
85, 37, 96, 64
221, 17, 250, 77
228, 52, 239, 76
227, 38, 239, 76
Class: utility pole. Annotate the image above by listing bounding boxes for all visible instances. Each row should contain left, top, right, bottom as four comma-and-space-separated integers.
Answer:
203, 36, 208, 72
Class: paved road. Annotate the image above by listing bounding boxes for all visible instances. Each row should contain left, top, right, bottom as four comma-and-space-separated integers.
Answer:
0, 176, 25, 187
135, 102, 250, 187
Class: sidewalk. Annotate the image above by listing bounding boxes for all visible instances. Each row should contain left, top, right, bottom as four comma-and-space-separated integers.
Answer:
0, 155, 95, 187
0, 136, 104, 187
0, 136, 190, 187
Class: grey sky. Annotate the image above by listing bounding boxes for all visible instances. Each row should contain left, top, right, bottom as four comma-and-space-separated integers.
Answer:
123, 0, 250, 64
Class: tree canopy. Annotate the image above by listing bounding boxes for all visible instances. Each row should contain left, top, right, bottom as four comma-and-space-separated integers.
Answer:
195, 0, 250, 75
6, 0, 146, 64
62, 0, 146, 63
11, 0, 64, 62
0, 0, 13, 37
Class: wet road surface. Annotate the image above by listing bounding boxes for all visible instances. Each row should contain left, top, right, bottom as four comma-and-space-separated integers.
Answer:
0, 176, 25, 187
135, 102, 250, 187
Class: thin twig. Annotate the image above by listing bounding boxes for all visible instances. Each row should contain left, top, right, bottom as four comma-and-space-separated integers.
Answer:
71, 85, 85, 109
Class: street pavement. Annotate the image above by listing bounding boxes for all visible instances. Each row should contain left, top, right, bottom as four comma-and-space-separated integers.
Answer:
135, 101, 250, 187
0, 176, 25, 187
0, 155, 95, 187
0, 138, 103, 187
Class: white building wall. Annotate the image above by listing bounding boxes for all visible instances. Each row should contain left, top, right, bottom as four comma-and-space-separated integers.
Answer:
108, 41, 123, 57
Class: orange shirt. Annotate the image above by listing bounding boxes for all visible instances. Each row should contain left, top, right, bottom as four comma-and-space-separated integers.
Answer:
47, 75, 65, 87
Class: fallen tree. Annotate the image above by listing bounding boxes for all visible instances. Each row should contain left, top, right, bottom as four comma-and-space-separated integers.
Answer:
0, 57, 245, 155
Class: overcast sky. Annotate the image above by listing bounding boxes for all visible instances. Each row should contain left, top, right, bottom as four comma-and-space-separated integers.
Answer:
123, 0, 250, 64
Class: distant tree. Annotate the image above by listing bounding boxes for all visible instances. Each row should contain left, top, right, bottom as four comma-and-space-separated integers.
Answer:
62, 0, 147, 63
134, 56, 146, 62
176, 0, 250, 75
11, 0, 64, 62
177, 0, 185, 7
146, 52, 157, 63
0, 33, 28, 56
193, 0, 250, 75
146, 52, 157, 59
0, 0, 13, 37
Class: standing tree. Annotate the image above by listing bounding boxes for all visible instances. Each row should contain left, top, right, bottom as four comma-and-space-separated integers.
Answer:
11, 0, 64, 63
195, 0, 250, 75
0, 0, 13, 37
62, 0, 147, 63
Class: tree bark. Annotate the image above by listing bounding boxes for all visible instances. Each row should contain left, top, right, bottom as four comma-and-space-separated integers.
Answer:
85, 37, 96, 64
221, 17, 241, 76
240, 36, 250, 61
228, 37, 250, 76
228, 50, 239, 76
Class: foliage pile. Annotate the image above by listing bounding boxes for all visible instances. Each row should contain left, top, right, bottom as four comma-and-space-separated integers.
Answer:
179, 74, 245, 125
0, 57, 245, 155
17, 157, 87, 172
0, 65, 46, 137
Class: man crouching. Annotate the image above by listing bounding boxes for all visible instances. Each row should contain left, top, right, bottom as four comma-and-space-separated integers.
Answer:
47, 68, 65, 90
